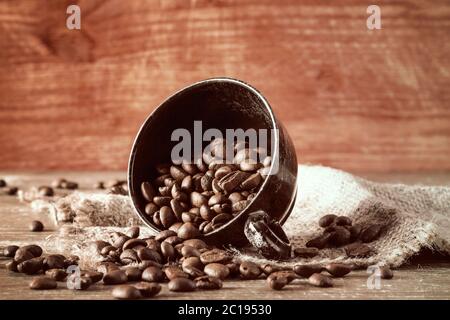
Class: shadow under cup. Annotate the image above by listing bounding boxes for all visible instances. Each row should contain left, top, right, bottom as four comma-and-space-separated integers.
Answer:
128, 78, 298, 247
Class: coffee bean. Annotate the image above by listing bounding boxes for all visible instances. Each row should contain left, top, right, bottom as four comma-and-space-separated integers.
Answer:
239, 261, 261, 280
182, 257, 204, 270
137, 260, 162, 271
45, 269, 67, 281
318, 214, 337, 228
134, 282, 161, 297
160, 241, 176, 261
43, 254, 66, 270
219, 171, 248, 194
124, 266, 143, 281
164, 235, 183, 246
211, 213, 233, 227
306, 233, 331, 249
30, 220, 44, 232
360, 224, 383, 243
62, 181, 78, 190
308, 273, 333, 287
94, 240, 111, 253
112, 285, 142, 299
153, 196, 171, 207
155, 230, 176, 242
81, 271, 104, 283
380, 266, 394, 279
14, 248, 34, 263
232, 200, 250, 212
0, 179, 6, 187
267, 276, 287, 290
324, 263, 352, 277
123, 238, 147, 251
200, 172, 213, 191
183, 239, 208, 250
335, 216, 352, 226
18, 257, 44, 274
181, 245, 200, 258
329, 227, 351, 247
195, 275, 222, 290
200, 249, 232, 265
168, 278, 196, 292
3, 245, 19, 257
204, 263, 230, 280
293, 247, 319, 259
96, 262, 119, 274
267, 270, 297, 284
100, 245, 117, 256
165, 266, 189, 280
126, 226, 140, 239
6, 261, 18, 272
170, 166, 188, 182
21, 245, 43, 257
142, 266, 164, 282
120, 249, 140, 265
137, 247, 161, 263
183, 265, 205, 278
29, 277, 57, 290
240, 173, 262, 190
260, 264, 281, 275
208, 194, 228, 206
345, 242, 374, 258
190, 192, 208, 208
292, 264, 322, 278
145, 203, 159, 215
177, 222, 200, 240
103, 270, 128, 285
226, 262, 240, 277
113, 235, 131, 249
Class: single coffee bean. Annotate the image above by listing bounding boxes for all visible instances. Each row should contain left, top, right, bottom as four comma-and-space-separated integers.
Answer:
134, 282, 161, 297
177, 222, 200, 240
183, 239, 208, 250
164, 235, 183, 246
182, 257, 204, 270
112, 285, 142, 300
113, 235, 131, 249
318, 214, 337, 228
219, 171, 248, 194
101, 245, 117, 256
200, 172, 213, 191
345, 242, 374, 257
159, 206, 176, 228
260, 264, 282, 275
29, 277, 57, 290
199, 205, 215, 221
232, 200, 250, 212
45, 269, 67, 281
228, 192, 244, 204
335, 216, 352, 226
14, 248, 34, 263
268, 271, 298, 283
239, 261, 261, 280
211, 213, 233, 227
155, 230, 176, 242
329, 227, 352, 247
120, 249, 140, 265
94, 240, 111, 253
195, 275, 222, 290
126, 226, 140, 239
204, 263, 230, 280
43, 255, 66, 270
305, 233, 332, 249
96, 262, 119, 274
169, 222, 183, 232
158, 186, 171, 196
18, 257, 44, 275
6, 261, 18, 272
145, 203, 159, 216
183, 265, 205, 278
123, 238, 147, 251
308, 273, 333, 287
208, 194, 228, 206
240, 173, 262, 190
380, 266, 394, 279
181, 175, 193, 192
360, 224, 383, 243
21, 245, 43, 257
103, 270, 128, 285
293, 264, 323, 278
190, 192, 208, 208
267, 277, 287, 290
293, 247, 319, 258
170, 199, 184, 221
153, 196, 171, 207
142, 266, 164, 282
3, 245, 19, 257
200, 249, 232, 265
165, 266, 189, 280
124, 267, 143, 281
30, 220, 44, 232
324, 263, 352, 277
170, 165, 188, 182
137, 247, 161, 263
81, 271, 104, 283
161, 241, 176, 261
137, 260, 162, 271
168, 278, 196, 292
181, 245, 200, 258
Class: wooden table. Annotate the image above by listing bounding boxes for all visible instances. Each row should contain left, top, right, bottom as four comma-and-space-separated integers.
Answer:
0, 171, 449, 300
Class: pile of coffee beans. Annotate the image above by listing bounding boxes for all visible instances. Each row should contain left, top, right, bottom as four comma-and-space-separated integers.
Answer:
305, 214, 382, 257
140, 138, 271, 235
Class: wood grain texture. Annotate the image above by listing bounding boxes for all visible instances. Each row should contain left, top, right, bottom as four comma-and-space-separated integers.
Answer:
0, 171, 449, 300
0, 0, 449, 172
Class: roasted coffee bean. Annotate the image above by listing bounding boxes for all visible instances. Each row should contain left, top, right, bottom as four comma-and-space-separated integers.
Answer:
211, 213, 233, 226
145, 239, 162, 253
137, 247, 161, 263
183, 239, 208, 250
123, 238, 147, 251
168, 278, 196, 292
126, 226, 140, 239
158, 186, 171, 196
292, 264, 323, 278
199, 205, 214, 221
159, 206, 176, 228
183, 265, 205, 278
200, 172, 214, 191
153, 212, 162, 226
329, 226, 352, 247
345, 242, 373, 257
170, 199, 184, 221
170, 165, 188, 182
190, 192, 208, 208
64, 255, 79, 268
305, 233, 332, 249
137, 260, 162, 271
3, 245, 19, 257
360, 224, 383, 243
181, 245, 200, 258
81, 271, 104, 283
228, 192, 244, 204
52, 178, 66, 188
164, 235, 183, 246
29, 277, 57, 290
14, 248, 34, 263
226, 262, 240, 277
21, 245, 43, 257
182, 257, 204, 270
124, 267, 143, 281
239, 261, 261, 280
335, 216, 352, 226
145, 203, 159, 216
96, 262, 119, 274
113, 235, 131, 249
153, 196, 171, 207
199, 221, 209, 233
380, 266, 394, 279
324, 263, 352, 277
112, 285, 142, 300
200, 249, 232, 265
208, 194, 228, 206
267, 276, 288, 290
180, 175, 193, 192
318, 214, 337, 228
142, 266, 164, 282
160, 241, 176, 261
29, 220, 44, 232
195, 275, 222, 290
101, 245, 117, 256
181, 211, 199, 223
43, 254, 66, 270
211, 203, 231, 214
155, 230, 177, 242
18, 257, 43, 275
240, 173, 262, 190
204, 263, 230, 280
165, 266, 189, 280
62, 181, 78, 190
154, 174, 170, 187
38, 186, 54, 197
169, 222, 183, 232
103, 270, 128, 285
308, 273, 333, 287
120, 249, 140, 265
6, 261, 18, 272
177, 222, 200, 240
94, 240, 111, 253
260, 264, 282, 275
219, 171, 248, 194
232, 200, 250, 212
45, 269, 67, 281
268, 271, 297, 283
134, 282, 161, 297
293, 247, 319, 259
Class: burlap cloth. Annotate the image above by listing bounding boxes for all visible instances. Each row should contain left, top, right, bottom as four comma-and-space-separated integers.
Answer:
12, 165, 450, 269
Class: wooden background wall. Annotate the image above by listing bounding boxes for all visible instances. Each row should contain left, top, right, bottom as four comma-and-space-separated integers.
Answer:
0, 0, 449, 173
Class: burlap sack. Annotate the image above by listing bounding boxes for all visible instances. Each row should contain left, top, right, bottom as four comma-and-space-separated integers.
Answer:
23, 165, 450, 269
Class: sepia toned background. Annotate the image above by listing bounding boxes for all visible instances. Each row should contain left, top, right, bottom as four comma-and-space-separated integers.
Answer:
0, 0, 449, 173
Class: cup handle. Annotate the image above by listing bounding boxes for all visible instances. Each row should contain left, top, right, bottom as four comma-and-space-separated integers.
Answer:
244, 210, 292, 260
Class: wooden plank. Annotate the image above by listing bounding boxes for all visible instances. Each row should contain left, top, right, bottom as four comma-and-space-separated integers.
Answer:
0, 0, 450, 172
0, 171, 449, 299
